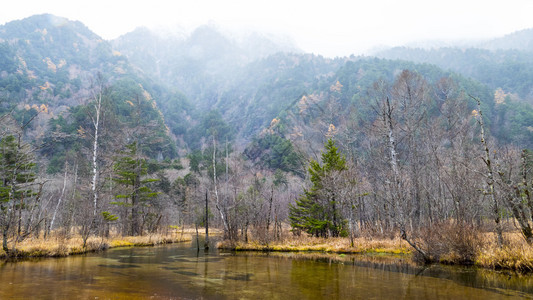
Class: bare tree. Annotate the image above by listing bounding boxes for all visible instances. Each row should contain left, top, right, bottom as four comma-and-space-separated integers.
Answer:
471, 95, 504, 247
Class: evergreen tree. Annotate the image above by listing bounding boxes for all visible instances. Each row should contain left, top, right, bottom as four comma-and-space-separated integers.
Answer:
289, 139, 347, 237
0, 134, 36, 252
113, 142, 159, 236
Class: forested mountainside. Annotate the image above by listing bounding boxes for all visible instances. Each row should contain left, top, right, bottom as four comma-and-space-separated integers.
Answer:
4, 14, 532, 164
0, 14, 191, 167
3, 14, 533, 257
111, 25, 301, 101
375, 28, 533, 103
479, 28, 533, 51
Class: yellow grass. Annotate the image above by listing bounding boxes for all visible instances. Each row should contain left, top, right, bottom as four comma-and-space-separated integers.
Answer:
5, 225, 533, 272
219, 230, 533, 272
108, 233, 191, 247
218, 235, 411, 255
0, 229, 193, 259
475, 232, 533, 272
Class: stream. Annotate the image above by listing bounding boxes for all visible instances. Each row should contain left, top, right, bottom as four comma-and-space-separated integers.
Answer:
1, 238, 532, 299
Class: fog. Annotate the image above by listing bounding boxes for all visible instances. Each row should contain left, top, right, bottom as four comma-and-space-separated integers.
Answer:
2, 0, 533, 57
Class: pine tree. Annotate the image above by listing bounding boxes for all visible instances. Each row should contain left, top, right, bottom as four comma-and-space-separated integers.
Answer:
113, 142, 159, 236
289, 139, 347, 237
0, 134, 37, 252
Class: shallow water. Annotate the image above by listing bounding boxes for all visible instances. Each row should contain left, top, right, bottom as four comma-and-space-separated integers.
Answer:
0, 240, 532, 299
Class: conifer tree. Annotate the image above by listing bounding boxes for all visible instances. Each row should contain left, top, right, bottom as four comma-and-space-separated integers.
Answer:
289, 139, 347, 237
0, 134, 36, 252
113, 142, 159, 236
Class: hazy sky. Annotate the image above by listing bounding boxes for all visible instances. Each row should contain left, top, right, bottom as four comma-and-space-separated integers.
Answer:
2, 0, 533, 57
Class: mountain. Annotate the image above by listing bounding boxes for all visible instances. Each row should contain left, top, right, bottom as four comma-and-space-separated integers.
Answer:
112, 25, 301, 103
0, 14, 135, 90
2, 14, 533, 175
0, 14, 186, 172
373, 34, 533, 148
112, 25, 338, 145
479, 28, 533, 52
374, 45, 533, 101
4, 14, 533, 254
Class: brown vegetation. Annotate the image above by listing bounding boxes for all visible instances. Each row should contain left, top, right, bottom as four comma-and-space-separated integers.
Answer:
0, 229, 192, 259
218, 233, 411, 254
476, 232, 533, 272
219, 224, 533, 272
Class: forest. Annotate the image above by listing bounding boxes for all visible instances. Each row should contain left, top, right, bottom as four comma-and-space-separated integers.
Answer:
2, 14, 533, 270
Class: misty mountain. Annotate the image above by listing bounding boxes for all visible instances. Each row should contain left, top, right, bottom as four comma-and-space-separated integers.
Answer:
2, 14, 533, 176
112, 25, 341, 143
479, 28, 533, 52
0, 14, 135, 87
0, 14, 133, 107
375, 35, 533, 100
0, 14, 187, 169
112, 25, 301, 103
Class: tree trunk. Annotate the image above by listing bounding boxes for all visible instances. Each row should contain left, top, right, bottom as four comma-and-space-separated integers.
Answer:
91, 93, 101, 217
2, 227, 8, 254
266, 186, 273, 233
204, 190, 209, 250
382, 97, 407, 234
50, 163, 68, 231
473, 96, 504, 247
212, 136, 229, 237
132, 172, 141, 236
195, 222, 200, 252
401, 229, 431, 262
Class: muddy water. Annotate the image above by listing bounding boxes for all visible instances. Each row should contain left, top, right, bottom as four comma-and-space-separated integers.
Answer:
0, 240, 532, 299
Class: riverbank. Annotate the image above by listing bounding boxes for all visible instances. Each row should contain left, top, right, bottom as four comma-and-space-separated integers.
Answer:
0, 230, 194, 259
218, 232, 533, 272
218, 236, 411, 255
475, 232, 533, 272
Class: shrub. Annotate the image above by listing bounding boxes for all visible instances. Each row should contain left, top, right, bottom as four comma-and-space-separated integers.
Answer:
413, 221, 483, 264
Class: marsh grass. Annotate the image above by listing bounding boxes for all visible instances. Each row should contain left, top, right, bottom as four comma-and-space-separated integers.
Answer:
219, 229, 533, 272
0, 229, 193, 259
4, 225, 533, 272
108, 234, 192, 247
218, 235, 411, 255
476, 232, 533, 272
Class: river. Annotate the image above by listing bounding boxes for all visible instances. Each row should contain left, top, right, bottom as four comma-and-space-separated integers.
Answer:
0, 239, 532, 299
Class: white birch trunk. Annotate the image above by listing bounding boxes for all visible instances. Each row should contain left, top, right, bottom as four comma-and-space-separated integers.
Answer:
91, 92, 101, 217
384, 97, 404, 227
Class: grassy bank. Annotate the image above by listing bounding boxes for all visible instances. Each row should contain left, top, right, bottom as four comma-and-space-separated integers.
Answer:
218, 236, 411, 255
475, 232, 533, 272
218, 232, 533, 272
0, 230, 193, 259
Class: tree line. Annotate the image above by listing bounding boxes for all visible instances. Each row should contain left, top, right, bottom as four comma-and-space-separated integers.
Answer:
289, 70, 533, 262
1, 69, 533, 262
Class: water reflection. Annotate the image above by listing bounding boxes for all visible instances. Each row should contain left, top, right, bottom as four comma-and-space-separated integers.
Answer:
0, 239, 531, 299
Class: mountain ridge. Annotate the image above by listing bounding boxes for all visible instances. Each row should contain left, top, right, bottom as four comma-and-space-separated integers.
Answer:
2, 14, 533, 173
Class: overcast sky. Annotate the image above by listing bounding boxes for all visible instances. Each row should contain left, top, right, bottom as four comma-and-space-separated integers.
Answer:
2, 0, 533, 57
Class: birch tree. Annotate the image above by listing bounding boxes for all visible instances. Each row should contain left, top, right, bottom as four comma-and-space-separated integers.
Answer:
88, 76, 107, 217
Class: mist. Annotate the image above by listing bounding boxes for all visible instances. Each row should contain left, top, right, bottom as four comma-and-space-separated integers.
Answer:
3, 0, 533, 57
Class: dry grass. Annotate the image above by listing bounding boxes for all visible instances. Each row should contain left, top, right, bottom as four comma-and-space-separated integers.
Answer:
108, 233, 192, 248
235, 249, 418, 269
219, 229, 533, 272
0, 229, 193, 259
218, 235, 411, 255
475, 232, 533, 272
5, 225, 533, 272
